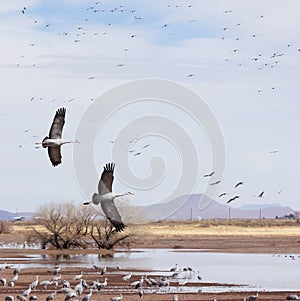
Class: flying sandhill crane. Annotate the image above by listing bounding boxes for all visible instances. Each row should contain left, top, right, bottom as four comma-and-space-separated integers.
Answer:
204, 171, 215, 177
258, 191, 264, 198
83, 162, 133, 232
235, 181, 244, 188
35, 108, 80, 166
226, 195, 239, 204
249, 292, 259, 301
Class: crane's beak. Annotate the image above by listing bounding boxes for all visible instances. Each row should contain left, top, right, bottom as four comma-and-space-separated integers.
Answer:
128, 191, 134, 195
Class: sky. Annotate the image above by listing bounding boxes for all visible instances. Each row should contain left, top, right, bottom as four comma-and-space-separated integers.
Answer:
0, 0, 300, 214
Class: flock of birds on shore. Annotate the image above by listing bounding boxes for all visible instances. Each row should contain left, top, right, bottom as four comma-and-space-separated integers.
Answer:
0, 262, 201, 301
0, 261, 299, 301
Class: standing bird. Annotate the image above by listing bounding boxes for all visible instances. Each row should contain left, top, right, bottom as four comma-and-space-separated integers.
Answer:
286, 294, 299, 300
227, 196, 239, 204
35, 108, 79, 166
110, 294, 122, 301
249, 292, 259, 301
22, 285, 32, 297
73, 271, 83, 281
173, 295, 178, 301
81, 289, 93, 301
122, 272, 132, 281
30, 276, 39, 290
83, 163, 133, 232
138, 288, 144, 299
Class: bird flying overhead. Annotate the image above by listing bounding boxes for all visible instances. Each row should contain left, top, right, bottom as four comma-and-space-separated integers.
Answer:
258, 191, 264, 197
234, 181, 244, 188
226, 195, 239, 204
204, 171, 215, 177
35, 108, 79, 166
83, 163, 133, 232
210, 180, 221, 186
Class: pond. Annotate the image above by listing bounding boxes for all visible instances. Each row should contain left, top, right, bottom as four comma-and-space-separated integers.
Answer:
2, 248, 300, 292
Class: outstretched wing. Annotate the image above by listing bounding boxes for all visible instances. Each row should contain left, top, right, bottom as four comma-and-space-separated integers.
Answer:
98, 162, 115, 195
49, 107, 66, 139
48, 146, 62, 167
100, 198, 125, 232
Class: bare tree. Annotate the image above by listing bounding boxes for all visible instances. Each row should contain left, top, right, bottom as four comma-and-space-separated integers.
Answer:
90, 218, 133, 250
31, 202, 94, 249
0, 220, 12, 234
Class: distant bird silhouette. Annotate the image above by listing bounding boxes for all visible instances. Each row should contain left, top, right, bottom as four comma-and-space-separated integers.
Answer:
234, 182, 244, 188
227, 196, 239, 204
204, 171, 215, 177
218, 193, 228, 198
210, 180, 221, 186
258, 191, 264, 198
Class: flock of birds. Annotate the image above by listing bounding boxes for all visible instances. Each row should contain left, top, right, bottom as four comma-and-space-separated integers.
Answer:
204, 168, 283, 206
0, 262, 200, 301
1, 262, 299, 301
2, 2, 298, 300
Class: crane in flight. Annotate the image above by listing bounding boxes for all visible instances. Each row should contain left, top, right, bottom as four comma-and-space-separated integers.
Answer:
83, 163, 133, 232
35, 108, 79, 166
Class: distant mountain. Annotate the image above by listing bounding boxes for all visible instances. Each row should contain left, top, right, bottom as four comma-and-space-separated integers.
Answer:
239, 203, 281, 210
0, 210, 34, 221
143, 194, 296, 220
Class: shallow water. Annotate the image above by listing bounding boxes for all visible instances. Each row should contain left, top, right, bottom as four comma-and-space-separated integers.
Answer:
2, 248, 300, 291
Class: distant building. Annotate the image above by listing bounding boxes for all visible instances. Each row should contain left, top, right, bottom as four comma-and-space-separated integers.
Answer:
13, 216, 25, 221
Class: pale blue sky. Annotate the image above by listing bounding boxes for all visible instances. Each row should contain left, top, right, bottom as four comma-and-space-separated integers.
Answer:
0, 0, 300, 213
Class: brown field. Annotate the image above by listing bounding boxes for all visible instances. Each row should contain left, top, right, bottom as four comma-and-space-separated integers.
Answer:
0, 220, 299, 300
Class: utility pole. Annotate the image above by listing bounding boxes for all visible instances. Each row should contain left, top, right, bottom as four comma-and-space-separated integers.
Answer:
259, 208, 262, 221
228, 207, 231, 221
190, 208, 193, 221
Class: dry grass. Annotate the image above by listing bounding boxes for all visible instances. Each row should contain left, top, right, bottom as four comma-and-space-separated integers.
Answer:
129, 219, 300, 237
10, 219, 300, 237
